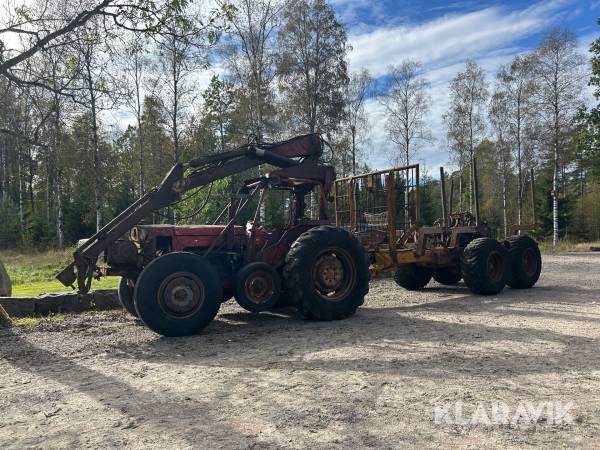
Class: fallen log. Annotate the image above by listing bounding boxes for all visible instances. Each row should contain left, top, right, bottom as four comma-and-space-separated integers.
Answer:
0, 304, 12, 328
0, 260, 11, 297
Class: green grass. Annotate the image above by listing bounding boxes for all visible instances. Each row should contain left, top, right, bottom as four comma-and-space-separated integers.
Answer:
538, 240, 600, 254
11, 277, 119, 297
11, 314, 66, 328
0, 248, 119, 297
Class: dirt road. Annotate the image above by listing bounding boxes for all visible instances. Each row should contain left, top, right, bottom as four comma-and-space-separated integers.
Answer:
1, 253, 599, 449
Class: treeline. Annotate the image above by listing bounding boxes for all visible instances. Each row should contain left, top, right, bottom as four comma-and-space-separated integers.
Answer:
381, 28, 599, 243
0, 0, 374, 248
0, 1, 599, 248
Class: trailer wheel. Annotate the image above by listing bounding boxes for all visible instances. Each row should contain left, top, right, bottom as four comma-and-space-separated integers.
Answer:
433, 267, 461, 285
461, 238, 508, 295
506, 235, 542, 289
234, 262, 281, 313
394, 265, 432, 290
134, 252, 222, 337
284, 226, 369, 320
118, 277, 138, 317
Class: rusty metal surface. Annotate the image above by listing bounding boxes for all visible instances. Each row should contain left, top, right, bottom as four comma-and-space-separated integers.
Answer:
334, 165, 420, 246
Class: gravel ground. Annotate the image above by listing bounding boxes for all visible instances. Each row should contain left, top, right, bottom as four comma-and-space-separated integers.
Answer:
1, 253, 599, 449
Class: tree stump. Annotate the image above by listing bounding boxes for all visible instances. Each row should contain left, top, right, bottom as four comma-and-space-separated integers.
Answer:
0, 304, 12, 328
0, 260, 11, 297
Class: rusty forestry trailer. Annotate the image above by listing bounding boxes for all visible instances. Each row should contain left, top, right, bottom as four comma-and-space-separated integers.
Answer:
57, 134, 370, 336
334, 162, 542, 295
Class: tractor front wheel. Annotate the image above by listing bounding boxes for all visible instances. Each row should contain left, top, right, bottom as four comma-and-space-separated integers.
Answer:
284, 226, 369, 320
394, 265, 432, 290
461, 238, 508, 295
134, 252, 222, 336
234, 262, 281, 313
118, 277, 138, 317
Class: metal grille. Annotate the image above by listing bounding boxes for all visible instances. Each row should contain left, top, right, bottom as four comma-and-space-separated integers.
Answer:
334, 165, 420, 246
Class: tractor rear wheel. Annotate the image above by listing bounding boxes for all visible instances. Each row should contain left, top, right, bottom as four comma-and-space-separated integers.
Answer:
461, 238, 508, 295
394, 265, 432, 290
433, 267, 461, 285
283, 226, 369, 320
118, 277, 138, 317
234, 262, 281, 313
506, 235, 542, 289
134, 252, 222, 336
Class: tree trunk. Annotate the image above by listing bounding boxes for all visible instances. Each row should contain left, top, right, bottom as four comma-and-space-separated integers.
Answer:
552, 146, 560, 246
502, 159, 508, 239
17, 146, 24, 238
351, 126, 356, 176
57, 172, 64, 248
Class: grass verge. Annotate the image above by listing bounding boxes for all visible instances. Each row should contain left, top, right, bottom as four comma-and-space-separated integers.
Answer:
538, 241, 600, 254
11, 314, 66, 328
0, 249, 119, 297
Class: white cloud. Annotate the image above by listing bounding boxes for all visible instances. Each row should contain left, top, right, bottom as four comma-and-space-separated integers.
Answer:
348, 0, 571, 77
348, 0, 593, 171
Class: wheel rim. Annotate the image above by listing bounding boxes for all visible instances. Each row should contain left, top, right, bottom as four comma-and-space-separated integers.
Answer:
158, 272, 205, 319
522, 248, 537, 277
244, 270, 274, 304
312, 247, 356, 301
486, 251, 504, 283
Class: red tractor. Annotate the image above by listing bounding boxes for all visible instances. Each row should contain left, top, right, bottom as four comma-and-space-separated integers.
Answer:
57, 134, 370, 336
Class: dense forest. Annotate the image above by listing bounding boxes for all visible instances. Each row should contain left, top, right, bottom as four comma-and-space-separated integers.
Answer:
0, 0, 599, 248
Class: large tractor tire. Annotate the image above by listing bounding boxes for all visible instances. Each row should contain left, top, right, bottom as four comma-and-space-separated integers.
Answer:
283, 226, 370, 321
506, 235, 542, 289
394, 265, 433, 290
234, 262, 281, 313
118, 277, 139, 317
0, 260, 11, 297
134, 252, 222, 337
433, 267, 462, 285
461, 238, 508, 295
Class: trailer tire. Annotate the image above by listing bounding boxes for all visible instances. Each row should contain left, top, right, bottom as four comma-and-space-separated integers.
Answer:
234, 262, 281, 313
118, 277, 138, 317
134, 252, 222, 337
394, 265, 432, 290
433, 267, 461, 285
284, 226, 369, 321
461, 238, 507, 295
506, 235, 542, 289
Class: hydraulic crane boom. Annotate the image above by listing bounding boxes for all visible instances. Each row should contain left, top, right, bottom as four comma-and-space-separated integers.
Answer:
57, 134, 327, 292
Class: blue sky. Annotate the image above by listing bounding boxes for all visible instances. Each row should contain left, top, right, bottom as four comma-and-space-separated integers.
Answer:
328, 0, 600, 171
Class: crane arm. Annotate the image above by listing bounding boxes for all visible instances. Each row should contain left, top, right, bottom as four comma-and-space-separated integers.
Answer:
56, 134, 324, 292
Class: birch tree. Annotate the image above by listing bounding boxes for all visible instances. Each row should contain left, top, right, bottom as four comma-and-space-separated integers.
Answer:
443, 60, 488, 212
345, 69, 372, 176
277, 0, 349, 136
379, 60, 431, 167
533, 28, 586, 245
495, 55, 537, 226
489, 90, 513, 238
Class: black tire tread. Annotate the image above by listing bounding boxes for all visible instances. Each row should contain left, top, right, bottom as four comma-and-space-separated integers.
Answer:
134, 252, 222, 337
433, 267, 461, 285
506, 235, 542, 289
283, 225, 370, 321
234, 262, 281, 313
461, 237, 507, 295
394, 265, 432, 290
118, 277, 138, 317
